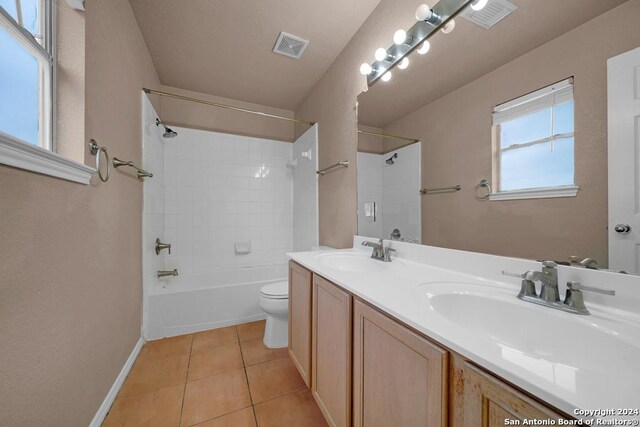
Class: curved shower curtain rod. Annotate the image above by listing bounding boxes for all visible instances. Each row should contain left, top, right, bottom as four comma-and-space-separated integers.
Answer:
143, 88, 315, 126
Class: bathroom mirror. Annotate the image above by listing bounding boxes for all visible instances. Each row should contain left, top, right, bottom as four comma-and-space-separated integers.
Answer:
356, 0, 640, 274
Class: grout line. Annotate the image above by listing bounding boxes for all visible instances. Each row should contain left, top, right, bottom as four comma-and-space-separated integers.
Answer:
252, 385, 308, 407
177, 334, 194, 427
185, 406, 255, 427
251, 401, 259, 426
236, 326, 260, 427
235, 326, 247, 368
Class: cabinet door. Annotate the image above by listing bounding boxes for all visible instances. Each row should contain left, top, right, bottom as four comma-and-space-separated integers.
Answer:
462, 362, 567, 427
312, 274, 352, 427
288, 261, 312, 387
353, 299, 448, 427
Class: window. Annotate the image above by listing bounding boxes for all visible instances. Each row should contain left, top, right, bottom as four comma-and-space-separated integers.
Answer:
0, 0, 53, 149
0, 2, 92, 183
491, 78, 579, 200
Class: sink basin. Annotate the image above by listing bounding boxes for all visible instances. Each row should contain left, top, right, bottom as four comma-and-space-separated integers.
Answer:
415, 282, 640, 376
314, 252, 402, 273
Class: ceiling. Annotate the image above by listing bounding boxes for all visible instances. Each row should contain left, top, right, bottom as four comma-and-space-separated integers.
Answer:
129, 0, 381, 110
358, 0, 628, 128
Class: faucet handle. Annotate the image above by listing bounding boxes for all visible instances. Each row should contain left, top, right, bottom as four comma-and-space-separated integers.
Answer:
383, 247, 396, 262
566, 281, 615, 296
502, 270, 541, 281
542, 260, 558, 269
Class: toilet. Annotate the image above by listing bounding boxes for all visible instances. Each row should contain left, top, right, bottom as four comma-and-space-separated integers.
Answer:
259, 281, 289, 348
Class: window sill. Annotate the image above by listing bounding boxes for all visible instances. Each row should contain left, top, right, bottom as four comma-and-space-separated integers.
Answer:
489, 185, 580, 201
0, 134, 95, 184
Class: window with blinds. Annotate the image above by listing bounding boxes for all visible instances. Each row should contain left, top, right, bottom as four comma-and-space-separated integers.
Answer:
492, 78, 575, 194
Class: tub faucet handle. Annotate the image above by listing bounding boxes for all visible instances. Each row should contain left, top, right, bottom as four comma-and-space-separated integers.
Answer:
156, 238, 172, 255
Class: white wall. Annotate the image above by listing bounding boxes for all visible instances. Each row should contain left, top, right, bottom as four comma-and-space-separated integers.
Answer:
357, 142, 421, 242
293, 124, 319, 251
162, 127, 294, 278
142, 95, 166, 336
357, 152, 383, 239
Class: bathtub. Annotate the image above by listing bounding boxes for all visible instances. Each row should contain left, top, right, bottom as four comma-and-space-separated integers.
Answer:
146, 264, 287, 339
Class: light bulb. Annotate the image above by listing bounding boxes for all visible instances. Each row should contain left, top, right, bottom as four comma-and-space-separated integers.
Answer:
441, 19, 455, 34
359, 63, 373, 75
381, 72, 392, 82
375, 48, 388, 62
398, 57, 409, 70
415, 3, 432, 21
470, 0, 488, 10
416, 40, 430, 55
393, 29, 407, 45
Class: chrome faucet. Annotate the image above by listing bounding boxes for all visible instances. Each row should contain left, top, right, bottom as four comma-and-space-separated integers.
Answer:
569, 256, 598, 269
502, 261, 614, 315
361, 239, 396, 262
157, 269, 178, 278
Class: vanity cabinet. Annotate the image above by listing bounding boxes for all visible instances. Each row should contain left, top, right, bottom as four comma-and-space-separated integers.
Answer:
312, 274, 352, 427
458, 361, 566, 427
288, 261, 312, 386
353, 299, 448, 427
288, 264, 571, 427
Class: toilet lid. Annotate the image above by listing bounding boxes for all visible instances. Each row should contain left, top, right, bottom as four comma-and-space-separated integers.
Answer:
260, 281, 288, 299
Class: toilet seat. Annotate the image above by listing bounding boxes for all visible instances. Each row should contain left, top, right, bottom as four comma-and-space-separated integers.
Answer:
260, 281, 288, 299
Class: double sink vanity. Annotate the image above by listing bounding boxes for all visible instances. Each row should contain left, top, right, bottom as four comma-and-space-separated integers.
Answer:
287, 237, 640, 426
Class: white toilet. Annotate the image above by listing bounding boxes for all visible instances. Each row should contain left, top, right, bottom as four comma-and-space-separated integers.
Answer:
259, 281, 289, 348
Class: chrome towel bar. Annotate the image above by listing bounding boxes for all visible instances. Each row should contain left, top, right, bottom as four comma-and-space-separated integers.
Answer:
317, 160, 349, 176
112, 157, 153, 180
420, 185, 461, 195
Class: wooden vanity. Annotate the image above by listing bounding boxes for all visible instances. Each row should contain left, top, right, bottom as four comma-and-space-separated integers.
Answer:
288, 260, 569, 427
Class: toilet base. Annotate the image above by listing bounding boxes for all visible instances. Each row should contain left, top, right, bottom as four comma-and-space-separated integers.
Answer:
263, 314, 288, 348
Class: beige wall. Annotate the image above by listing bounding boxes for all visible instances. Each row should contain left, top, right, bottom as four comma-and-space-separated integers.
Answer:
0, 1, 160, 425
384, 0, 640, 266
56, 2, 85, 163
357, 124, 384, 154
159, 84, 295, 142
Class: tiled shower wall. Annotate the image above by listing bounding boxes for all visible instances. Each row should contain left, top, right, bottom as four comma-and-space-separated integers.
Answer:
293, 125, 319, 251
381, 142, 421, 242
357, 152, 383, 239
162, 127, 294, 276
357, 142, 421, 242
142, 96, 166, 327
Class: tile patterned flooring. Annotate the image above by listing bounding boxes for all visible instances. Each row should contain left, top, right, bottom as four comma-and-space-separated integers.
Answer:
103, 320, 327, 427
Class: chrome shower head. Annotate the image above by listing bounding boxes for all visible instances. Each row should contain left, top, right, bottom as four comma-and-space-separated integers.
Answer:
155, 118, 178, 138
386, 153, 398, 165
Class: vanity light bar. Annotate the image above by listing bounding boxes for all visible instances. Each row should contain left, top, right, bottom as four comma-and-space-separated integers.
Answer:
365, 0, 474, 86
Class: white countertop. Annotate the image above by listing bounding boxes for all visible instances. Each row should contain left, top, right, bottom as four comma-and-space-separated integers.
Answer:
288, 237, 640, 421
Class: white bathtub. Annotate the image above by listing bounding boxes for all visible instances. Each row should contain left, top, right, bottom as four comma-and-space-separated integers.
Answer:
146, 264, 287, 339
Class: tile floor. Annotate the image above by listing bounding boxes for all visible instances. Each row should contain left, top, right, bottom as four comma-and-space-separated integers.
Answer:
102, 320, 327, 427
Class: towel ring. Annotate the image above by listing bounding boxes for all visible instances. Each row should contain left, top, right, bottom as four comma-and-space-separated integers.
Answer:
473, 179, 491, 200
89, 139, 111, 182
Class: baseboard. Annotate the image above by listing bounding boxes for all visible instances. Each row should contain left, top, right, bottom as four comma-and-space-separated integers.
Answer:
147, 313, 267, 340
89, 337, 144, 427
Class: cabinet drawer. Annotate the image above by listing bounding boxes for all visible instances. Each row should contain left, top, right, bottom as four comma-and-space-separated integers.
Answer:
462, 361, 568, 427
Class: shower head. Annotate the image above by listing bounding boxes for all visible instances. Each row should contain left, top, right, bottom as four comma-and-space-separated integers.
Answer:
386, 153, 398, 165
155, 118, 178, 138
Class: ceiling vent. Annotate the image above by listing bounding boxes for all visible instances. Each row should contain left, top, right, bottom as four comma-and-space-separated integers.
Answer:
460, 0, 518, 29
273, 32, 309, 59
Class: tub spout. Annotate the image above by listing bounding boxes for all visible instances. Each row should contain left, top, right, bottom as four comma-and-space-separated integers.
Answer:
158, 269, 178, 278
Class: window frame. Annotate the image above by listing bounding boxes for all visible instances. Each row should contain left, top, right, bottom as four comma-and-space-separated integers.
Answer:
490, 77, 580, 201
0, 1, 93, 184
